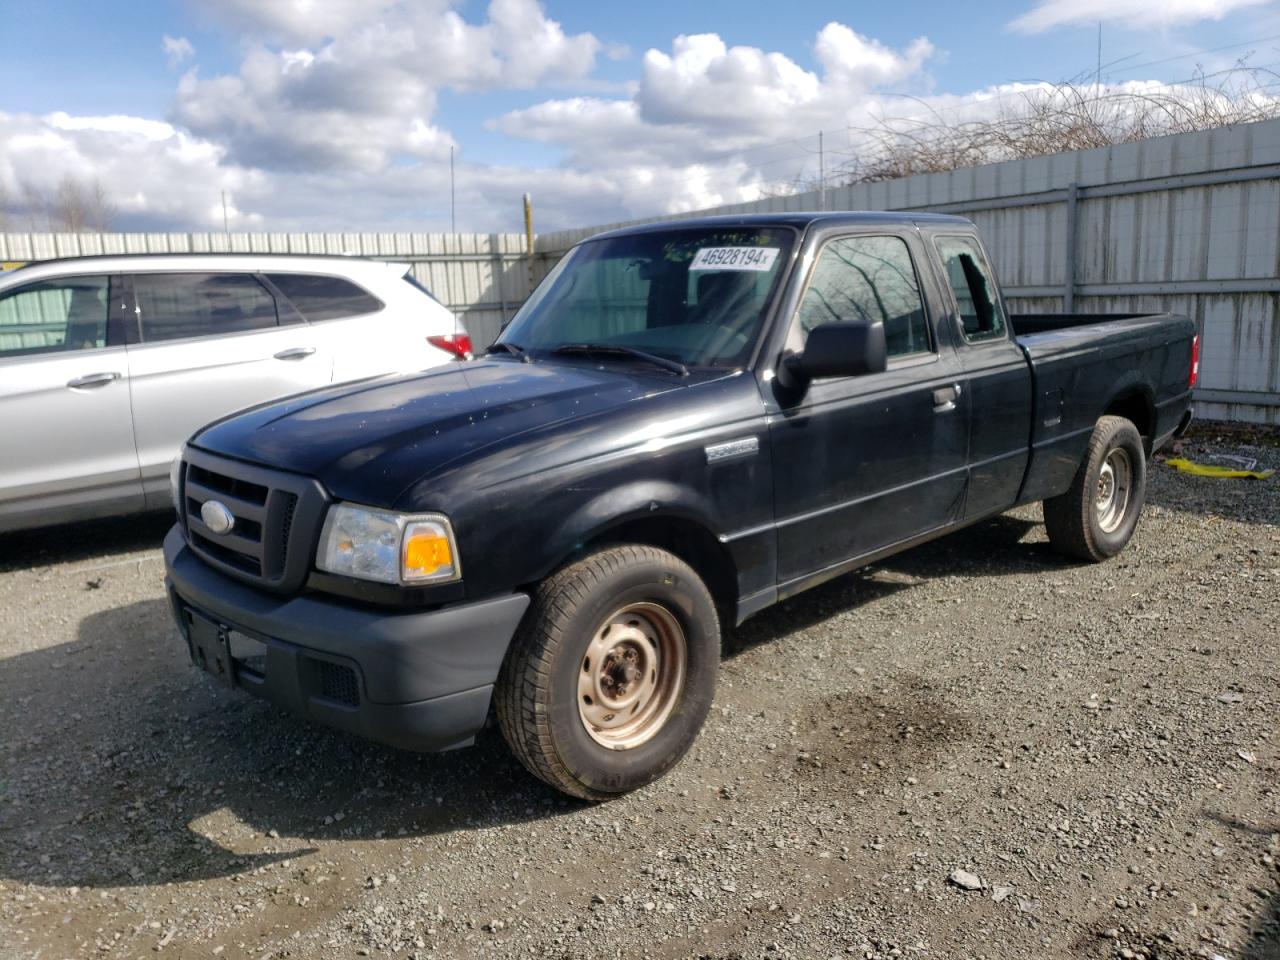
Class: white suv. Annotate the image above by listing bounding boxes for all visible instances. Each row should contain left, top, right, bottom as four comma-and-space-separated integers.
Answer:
0, 254, 471, 533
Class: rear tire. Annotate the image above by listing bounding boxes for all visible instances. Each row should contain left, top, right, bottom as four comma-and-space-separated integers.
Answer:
1043, 415, 1146, 562
495, 545, 720, 801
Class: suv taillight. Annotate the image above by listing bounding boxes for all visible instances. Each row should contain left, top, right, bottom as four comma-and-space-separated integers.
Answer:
428, 333, 473, 359
1189, 333, 1200, 388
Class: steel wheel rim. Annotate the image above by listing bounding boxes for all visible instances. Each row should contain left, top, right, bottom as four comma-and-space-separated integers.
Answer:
1095, 447, 1132, 534
577, 601, 687, 750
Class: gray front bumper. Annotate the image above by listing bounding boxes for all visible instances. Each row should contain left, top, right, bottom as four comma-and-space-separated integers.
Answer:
164, 525, 530, 752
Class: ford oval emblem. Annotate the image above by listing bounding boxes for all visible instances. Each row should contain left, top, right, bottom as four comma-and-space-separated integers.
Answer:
201, 500, 236, 535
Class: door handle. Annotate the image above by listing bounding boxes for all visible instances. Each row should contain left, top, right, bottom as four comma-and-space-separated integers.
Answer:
273, 347, 317, 361
932, 382, 962, 413
67, 371, 121, 389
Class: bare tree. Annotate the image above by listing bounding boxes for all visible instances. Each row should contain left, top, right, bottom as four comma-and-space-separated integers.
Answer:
50, 175, 115, 232
21, 182, 48, 232
770, 67, 1280, 195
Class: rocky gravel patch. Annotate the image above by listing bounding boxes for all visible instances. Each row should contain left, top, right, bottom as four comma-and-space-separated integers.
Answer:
1, 426, 1277, 959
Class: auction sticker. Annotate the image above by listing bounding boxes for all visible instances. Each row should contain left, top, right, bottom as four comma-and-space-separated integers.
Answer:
689, 247, 779, 272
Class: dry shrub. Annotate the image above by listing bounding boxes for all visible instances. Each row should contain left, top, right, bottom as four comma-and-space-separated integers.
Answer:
830, 68, 1280, 186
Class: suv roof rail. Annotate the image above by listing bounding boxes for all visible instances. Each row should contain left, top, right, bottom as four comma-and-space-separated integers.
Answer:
2, 250, 386, 273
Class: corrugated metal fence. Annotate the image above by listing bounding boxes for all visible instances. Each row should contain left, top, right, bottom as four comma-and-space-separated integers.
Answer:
540, 119, 1280, 424
4, 118, 1278, 422
0, 230, 532, 349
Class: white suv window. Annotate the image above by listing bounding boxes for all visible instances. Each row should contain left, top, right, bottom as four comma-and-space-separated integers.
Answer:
0, 275, 111, 357
133, 273, 280, 343
266, 273, 383, 322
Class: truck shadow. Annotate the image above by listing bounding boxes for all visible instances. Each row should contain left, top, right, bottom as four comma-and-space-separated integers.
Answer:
0, 511, 1053, 893
1205, 812, 1280, 960
728, 512, 1048, 655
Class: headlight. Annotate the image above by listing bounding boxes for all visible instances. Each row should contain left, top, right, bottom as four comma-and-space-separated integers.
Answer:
169, 446, 186, 513
316, 503, 460, 585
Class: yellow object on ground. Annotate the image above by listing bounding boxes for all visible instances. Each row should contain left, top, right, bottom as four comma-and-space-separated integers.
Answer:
1165, 458, 1274, 479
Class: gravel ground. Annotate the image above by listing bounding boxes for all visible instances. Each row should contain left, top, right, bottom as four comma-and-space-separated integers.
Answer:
1, 426, 1277, 960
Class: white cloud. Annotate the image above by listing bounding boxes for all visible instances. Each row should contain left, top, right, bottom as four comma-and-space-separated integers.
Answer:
4, 9, 1272, 237
162, 35, 195, 67
0, 110, 263, 230
631, 25, 932, 134
1008, 0, 1272, 33
492, 23, 938, 208
171, 0, 598, 173
0, 20, 944, 232
202, 0, 400, 47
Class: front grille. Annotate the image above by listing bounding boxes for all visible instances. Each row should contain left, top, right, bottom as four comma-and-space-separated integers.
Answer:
180, 449, 327, 593
317, 661, 360, 707
187, 463, 268, 506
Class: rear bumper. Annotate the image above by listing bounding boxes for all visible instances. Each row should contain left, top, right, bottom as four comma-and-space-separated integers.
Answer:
163, 525, 530, 752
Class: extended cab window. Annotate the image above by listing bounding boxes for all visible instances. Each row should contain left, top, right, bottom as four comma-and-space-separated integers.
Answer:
935, 236, 1006, 343
791, 235, 930, 358
0, 275, 110, 357
133, 273, 279, 343
267, 273, 383, 322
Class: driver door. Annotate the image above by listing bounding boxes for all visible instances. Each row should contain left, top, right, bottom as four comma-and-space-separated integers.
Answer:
768, 231, 969, 592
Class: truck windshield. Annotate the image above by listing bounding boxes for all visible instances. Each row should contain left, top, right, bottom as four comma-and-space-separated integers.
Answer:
498, 227, 795, 369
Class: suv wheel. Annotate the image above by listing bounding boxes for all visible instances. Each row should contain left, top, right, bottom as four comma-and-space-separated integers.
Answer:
495, 545, 720, 800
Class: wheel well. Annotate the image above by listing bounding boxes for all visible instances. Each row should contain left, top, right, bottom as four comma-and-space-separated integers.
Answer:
579, 516, 739, 623
1105, 390, 1155, 449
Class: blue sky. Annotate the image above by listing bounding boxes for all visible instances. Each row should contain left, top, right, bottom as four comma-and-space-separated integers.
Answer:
0, 0, 1276, 232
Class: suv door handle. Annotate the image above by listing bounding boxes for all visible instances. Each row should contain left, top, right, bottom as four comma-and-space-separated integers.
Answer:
273, 347, 316, 361
66, 371, 121, 389
932, 383, 962, 413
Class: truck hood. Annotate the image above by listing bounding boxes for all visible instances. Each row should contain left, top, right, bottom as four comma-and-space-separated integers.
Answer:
191, 357, 722, 505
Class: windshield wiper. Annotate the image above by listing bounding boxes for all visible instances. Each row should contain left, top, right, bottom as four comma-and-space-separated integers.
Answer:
551, 343, 688, 377
486, 341, 531, 362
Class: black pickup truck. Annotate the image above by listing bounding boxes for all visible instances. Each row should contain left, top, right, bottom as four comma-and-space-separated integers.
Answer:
164, 213, 1197, 799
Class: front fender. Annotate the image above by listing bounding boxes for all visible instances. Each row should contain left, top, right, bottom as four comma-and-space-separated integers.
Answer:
546, 479, 721, 569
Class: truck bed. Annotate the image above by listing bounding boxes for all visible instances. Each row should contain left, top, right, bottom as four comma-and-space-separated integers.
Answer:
1009, 311, 1196, 506
1009, 312, 1161, 336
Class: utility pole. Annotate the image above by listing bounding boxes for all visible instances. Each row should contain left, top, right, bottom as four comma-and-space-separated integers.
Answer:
450, 145, 456, 233
522, 192, 535, 301
818, 131, 826, 211
1095, 23, 1102, 93
221, 191, 230, 237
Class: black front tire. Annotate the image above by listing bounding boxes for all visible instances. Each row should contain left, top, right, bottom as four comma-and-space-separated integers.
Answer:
495, 544, 720, 801
1043, 414, 1147, 562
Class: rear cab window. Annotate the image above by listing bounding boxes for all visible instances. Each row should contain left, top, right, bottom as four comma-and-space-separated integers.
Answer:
0, 275, 114, 357
132, 273, 281, 343
934, 236, 1006, 343
787, 234, 933, 360
267, 273, 384, 322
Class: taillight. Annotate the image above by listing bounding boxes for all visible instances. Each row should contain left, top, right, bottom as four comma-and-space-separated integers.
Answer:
1188, 333, 1200, 388
427, 333, 473, 359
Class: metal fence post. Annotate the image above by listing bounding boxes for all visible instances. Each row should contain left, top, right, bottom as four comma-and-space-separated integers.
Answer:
1063, 181, 1079, 313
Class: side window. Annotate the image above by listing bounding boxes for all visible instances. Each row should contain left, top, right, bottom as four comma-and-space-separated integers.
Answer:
0, 275, 110, 358
133, 273, 279, 343
266, 273, 383, 322
791, 235, 931, 358
935, 236, 1006, 343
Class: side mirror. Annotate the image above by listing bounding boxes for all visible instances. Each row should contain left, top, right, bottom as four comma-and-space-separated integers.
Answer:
776, 320, 887, 392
